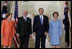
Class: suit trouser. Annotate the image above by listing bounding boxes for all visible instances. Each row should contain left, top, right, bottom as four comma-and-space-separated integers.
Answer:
20, 35, 29, 48
65, 27, 69, 47
35, 35, 46, 48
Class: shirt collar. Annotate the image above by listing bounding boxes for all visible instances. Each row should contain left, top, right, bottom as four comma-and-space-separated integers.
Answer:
39, 15, 43, 17
39, 15, 43, 18
23, 16, 27, 19
23, 16, 27, 20
53, 19, 58, 22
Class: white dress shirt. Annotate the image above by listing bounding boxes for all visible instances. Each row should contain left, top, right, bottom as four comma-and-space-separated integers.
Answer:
23, 16, 27, 21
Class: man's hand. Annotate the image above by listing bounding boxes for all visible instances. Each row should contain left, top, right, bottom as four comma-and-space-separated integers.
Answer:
17, 33, 19, 37
30, 34, 32, 38
18, 44, 20, 48
33, 32, 36, 37
44, 32, 48, 36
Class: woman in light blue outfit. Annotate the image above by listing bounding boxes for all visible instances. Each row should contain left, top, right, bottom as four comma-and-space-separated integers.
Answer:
49, 12, 62, 48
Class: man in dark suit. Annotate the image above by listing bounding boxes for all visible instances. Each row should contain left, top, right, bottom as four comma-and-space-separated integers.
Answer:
63, 5, 70, 47
33, 8, 49, 48
17, 10, 32, 48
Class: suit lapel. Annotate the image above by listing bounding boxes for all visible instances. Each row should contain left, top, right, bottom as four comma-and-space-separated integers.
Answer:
38, 15, 41, 25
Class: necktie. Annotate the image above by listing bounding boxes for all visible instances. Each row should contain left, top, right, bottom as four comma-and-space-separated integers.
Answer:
40, 16, 43, 25
24, 17, 27, 22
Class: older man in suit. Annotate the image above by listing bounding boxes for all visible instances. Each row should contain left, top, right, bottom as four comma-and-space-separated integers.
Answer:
33, 8, 49, 48
17, 10, 32, 48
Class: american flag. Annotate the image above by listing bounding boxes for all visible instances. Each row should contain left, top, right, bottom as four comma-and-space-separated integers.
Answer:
13, 1, 19, 48
1, 1, 8, 20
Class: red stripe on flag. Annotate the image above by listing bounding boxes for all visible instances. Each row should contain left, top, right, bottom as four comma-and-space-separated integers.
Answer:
13, 33, 19, 48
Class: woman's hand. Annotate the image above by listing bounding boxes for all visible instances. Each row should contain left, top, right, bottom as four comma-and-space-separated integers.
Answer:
44, 32, 48, 36
48, 36, 50, 42
1, 35, 3, 38
1, 35, 3, 45
30, 34, 32, 38
60, 36, 62, 40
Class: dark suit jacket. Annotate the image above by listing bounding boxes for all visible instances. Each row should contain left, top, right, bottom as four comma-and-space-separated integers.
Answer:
17, 17, 32, 37
33, 15, 49, 36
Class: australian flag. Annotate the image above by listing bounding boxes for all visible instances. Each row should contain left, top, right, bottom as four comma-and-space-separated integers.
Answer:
1, 1, 8, 20
63, 1, 70, 47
